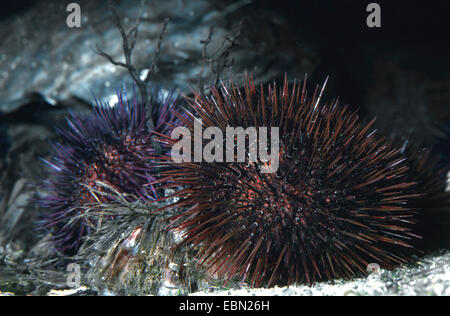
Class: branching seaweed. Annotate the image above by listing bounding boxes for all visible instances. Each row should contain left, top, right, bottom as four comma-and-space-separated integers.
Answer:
73, 181, 201, 295
94, 0, 169, 153
197, 19, 243, 94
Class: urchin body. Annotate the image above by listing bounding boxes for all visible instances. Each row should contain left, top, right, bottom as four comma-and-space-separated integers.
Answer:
39, 90, 178, 253
160, 76, 425, 287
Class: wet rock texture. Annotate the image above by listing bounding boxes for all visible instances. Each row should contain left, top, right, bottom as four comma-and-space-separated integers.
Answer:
0, 0, 315, 114
0, 1, 449, 295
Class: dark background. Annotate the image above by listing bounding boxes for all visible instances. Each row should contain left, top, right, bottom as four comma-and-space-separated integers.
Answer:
1, 0, 449, 113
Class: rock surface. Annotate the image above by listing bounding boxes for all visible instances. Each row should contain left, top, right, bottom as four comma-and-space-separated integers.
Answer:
0, 0, 315, 114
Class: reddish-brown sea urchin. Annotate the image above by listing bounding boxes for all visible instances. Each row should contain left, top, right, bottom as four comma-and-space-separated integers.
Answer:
38, 89, 178, 254
156, 75, 432, 287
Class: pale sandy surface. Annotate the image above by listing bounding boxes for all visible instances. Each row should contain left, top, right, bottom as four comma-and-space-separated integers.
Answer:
189, 251, 450, 296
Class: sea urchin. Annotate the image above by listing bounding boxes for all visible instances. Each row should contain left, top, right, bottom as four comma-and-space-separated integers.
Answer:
38, 88, 178, 254
157, 75, 429, 287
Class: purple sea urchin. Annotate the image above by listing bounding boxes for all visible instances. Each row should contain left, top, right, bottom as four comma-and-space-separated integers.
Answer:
156, 75, 433, 287
38, 89, 178, 254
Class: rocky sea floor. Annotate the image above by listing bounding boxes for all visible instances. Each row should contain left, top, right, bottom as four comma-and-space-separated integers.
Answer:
1, 251, 449, 296
191, 251, 450, 296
